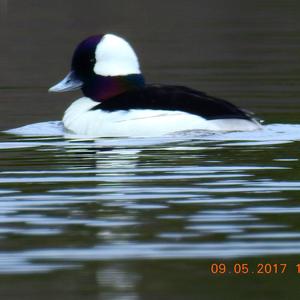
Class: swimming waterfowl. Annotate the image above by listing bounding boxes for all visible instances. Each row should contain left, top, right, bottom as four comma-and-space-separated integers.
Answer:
49, 33, 261, 137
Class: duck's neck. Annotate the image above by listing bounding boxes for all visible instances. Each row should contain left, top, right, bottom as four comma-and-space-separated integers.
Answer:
81, 74, 145, 102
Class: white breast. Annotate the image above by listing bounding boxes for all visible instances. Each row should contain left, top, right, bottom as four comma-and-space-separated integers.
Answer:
62, 98, 261, 137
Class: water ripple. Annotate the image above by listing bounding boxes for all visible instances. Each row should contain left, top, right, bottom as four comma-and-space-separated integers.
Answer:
1, 129, 300, 274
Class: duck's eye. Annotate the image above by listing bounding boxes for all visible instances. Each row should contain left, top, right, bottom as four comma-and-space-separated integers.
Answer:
90, 58, 96, 63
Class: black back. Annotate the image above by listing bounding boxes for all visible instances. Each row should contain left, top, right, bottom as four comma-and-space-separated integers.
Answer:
91, 85, 253, 120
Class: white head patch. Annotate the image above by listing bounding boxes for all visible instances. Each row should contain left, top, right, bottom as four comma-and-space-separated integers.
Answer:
94, 34, 141, 76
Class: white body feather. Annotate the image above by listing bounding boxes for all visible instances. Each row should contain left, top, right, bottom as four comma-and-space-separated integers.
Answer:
63, 98, 261, 137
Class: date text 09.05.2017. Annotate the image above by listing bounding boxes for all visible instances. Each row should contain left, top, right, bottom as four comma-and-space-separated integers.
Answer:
210, 263, 300, 275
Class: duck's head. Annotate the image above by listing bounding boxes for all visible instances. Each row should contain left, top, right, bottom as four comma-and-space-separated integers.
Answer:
49, 34, 145, 101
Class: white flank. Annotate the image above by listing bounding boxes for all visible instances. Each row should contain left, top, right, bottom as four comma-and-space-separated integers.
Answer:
62, 98, 261, 137
94, 34, 141, 76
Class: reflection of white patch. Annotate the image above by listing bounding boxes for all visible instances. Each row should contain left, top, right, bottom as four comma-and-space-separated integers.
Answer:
94, 34, 141, 76
62, 98, 262, 137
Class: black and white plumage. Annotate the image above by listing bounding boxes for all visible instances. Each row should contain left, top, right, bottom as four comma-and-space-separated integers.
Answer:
92, 84, 254, 120
49, 34, 261, 137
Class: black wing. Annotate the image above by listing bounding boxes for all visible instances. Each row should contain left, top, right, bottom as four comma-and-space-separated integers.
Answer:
91, 85, 254, 121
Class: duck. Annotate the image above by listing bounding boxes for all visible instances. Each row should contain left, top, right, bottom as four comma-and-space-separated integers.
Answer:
49, 33, 261, 137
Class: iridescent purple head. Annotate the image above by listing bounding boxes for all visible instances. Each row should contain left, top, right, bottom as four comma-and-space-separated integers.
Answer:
71, 35, 103, 82
49, 34, 145, 101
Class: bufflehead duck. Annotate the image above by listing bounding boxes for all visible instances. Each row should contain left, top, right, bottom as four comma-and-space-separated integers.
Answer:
49, 34, 261, 137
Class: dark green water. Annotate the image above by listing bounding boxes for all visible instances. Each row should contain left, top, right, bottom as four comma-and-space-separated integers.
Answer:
1, 1, 300, 299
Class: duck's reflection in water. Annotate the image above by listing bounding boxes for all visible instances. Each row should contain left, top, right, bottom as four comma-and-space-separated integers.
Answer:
96, 264, 140, 300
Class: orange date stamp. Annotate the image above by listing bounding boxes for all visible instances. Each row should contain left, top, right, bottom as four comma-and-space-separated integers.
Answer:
210, 263, 300, 275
